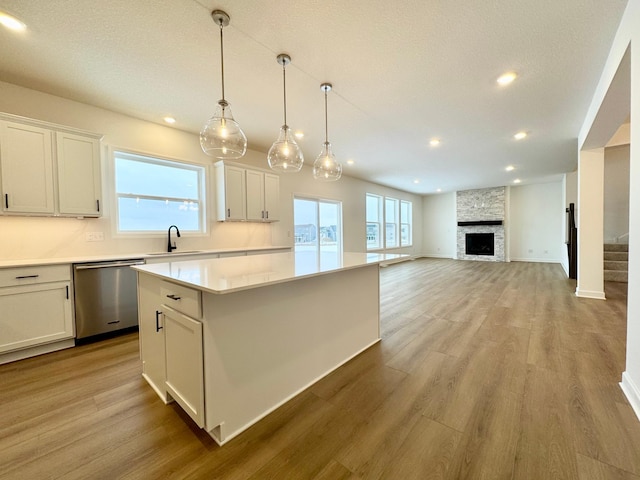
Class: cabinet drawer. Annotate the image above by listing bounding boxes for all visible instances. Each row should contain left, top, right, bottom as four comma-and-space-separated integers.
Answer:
0, 264, 71, 288
160, 281, 201, 319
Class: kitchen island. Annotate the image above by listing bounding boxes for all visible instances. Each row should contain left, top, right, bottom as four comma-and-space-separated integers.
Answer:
132, 251, 405, 445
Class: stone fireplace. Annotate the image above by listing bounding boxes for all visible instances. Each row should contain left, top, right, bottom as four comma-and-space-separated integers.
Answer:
456, 187, 505, 262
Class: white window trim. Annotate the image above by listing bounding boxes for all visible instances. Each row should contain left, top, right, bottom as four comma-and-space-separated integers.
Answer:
366, 193, 413, 250
366, 193, 384, 251
108, 146, 208, 237
293, 194, 344, 255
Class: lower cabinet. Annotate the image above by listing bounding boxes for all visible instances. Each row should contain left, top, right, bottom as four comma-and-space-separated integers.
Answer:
163, 306, 204, 427
137, 273, 205, 428
0, 265, 73, 356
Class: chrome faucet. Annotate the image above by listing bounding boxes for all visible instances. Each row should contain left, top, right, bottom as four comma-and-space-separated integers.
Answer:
167, 225, 181, 252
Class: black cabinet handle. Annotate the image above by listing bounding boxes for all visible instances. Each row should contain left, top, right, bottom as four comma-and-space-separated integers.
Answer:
66, 285, 69, 299
155, 310, 163, 332
4, 194, 8, 209
15, 274, 39, 279
96, 199, 100, 212
166, 294, 181, 301
266, 211, 269, 219
227, 208, 231, 218
261, 211, 264, 219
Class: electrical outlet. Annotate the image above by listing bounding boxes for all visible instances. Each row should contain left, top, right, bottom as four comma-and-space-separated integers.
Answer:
85, 232, 104, 242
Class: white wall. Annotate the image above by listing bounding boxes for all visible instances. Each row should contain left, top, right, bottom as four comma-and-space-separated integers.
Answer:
421, 192, 456, 258
0, 81, 422, 261
578, 1, 640, 419
509, 182, 564, 263
604, 144, 630, 243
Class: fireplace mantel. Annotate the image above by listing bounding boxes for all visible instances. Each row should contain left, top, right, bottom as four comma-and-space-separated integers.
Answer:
457, 220, 503, 227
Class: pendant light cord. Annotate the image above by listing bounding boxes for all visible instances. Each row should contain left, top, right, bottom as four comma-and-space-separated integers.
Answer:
219, 20, 225, 102
324, 89, 329, 143
282, 62, 287, 127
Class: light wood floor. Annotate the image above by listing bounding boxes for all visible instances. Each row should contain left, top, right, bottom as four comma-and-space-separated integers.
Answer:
1, 258, 639, 479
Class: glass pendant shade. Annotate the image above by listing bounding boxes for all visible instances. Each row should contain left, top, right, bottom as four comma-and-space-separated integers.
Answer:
313, 141, 342, 181
200, 10, 247, 160
200, 100, 247, 159
313, 82, 342, 181
268, 125, 304, 172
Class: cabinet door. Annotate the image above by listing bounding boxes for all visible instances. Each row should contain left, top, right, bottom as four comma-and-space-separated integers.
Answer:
0, 282, 73, 353
163, 307, 205, 427
137, 274, 167, 400
223, 166, 246, 221
245, 169, 265, 221
56, 132, 102, 216
0, 121, 55, 214
263, 173, 280, 222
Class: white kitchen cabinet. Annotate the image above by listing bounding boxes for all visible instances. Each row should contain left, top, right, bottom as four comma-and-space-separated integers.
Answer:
56, 131, 101, 216
137, 273, 205, 427
215, 161, 280, 222
0, 113, 102, 217
163, 306, 205, 427
0, 121, 55, 214
0, 265, 73, 356
137, 273, 166, 400
215, 162, 246, 221
246, 169, 280, 222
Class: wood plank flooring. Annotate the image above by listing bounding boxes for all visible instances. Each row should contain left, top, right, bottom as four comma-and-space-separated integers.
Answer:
1, 258, 638, 479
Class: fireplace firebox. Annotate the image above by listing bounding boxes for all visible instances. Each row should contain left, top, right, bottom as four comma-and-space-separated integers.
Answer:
465, 233, 494, 256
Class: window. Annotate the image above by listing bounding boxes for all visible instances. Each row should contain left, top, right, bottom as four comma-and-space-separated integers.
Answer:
294, 196, 342, 269
366, 194, 383, 249
366, 194, 413, 249
114, 151, 206, 233
401, 200, 412, 246
385, 197, 399, 248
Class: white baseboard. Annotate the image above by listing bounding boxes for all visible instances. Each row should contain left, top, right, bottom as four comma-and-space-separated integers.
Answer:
510, 257, 562, 264
575, 288, 606, 300
620, 372, 640, 422
420, 253, 454, 259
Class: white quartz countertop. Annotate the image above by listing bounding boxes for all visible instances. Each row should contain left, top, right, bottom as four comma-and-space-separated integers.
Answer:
132, 251, 407, 294
0, 246, 290, 269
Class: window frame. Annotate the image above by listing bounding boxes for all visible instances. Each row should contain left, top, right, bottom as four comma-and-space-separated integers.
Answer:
366, 193, 383, 251
400, 200, 413, 247
366, 193, 413, 250
293, 194, 343, 259
111, 148, 207, 236
384, 197, 400, 248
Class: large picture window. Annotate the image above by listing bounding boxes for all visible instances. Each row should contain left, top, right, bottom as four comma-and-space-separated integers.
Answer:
401, 200, 412, 246
366, 194, 412, 249
114, 151, 206, 233
385, 197, 399, 248
294, 196, 342, 269
366, 194, 383, 249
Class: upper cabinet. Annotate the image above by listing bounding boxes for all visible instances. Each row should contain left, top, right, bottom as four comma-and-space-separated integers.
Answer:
214, 161, 280, 223
0, 122, 55, 214
0, 113, 103, 218
56, 132, 101, 216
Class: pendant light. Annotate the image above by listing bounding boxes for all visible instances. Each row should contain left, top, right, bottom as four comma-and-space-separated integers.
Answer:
200, 10, 247, 159
268, 54, 304, 173
313, 83, 342, 181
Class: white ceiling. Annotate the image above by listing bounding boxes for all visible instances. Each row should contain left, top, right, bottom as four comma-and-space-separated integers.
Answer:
0, 0, 629, 194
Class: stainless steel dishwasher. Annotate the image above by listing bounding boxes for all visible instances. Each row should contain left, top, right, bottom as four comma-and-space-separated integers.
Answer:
73, 259, 145, 340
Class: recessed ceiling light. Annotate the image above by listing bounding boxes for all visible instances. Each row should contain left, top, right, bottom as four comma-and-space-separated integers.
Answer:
513, 178, 521, 184
0, 11, 26, 31
346, 159, 355, 165
505, 165, 515, 172
430, 138, 441, 147
497, 72, 517, 86
436, 188, 442, 193
294, 131, 304, 139
514, 131, 527, 140
413, 179, 420, 184
163, 116, 176, 124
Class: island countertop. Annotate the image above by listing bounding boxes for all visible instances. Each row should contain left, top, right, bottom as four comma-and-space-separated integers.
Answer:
132, 251, 406, 294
